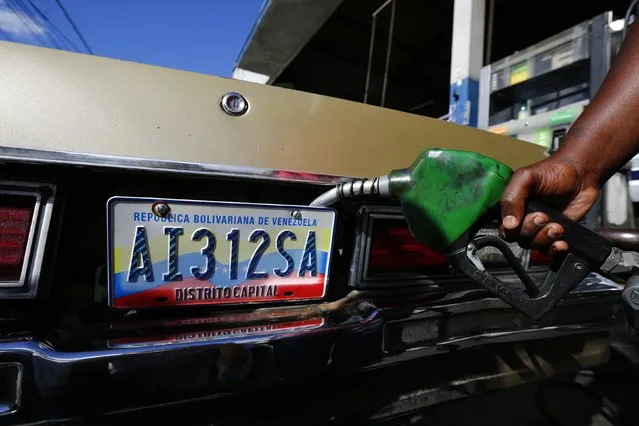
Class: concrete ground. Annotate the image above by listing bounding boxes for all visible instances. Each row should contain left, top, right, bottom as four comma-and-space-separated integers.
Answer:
398, 332, 639, 426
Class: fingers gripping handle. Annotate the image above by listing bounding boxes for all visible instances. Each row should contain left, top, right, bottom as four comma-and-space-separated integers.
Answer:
526, 200, 613, 268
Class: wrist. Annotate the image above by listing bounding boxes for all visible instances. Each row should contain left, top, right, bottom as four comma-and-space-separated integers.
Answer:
556, 122, 636, 186
548, 149, 602, 189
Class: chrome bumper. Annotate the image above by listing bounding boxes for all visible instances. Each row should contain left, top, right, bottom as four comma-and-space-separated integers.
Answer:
0, 276, 625, 425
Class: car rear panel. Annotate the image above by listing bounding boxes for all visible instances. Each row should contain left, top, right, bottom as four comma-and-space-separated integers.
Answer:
0, 42, 622, 424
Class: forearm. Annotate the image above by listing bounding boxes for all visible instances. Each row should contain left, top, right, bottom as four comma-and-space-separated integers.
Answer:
554, 22, 639, 184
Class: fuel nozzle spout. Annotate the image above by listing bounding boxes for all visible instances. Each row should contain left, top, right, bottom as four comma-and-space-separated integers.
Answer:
309, 175, 391, 207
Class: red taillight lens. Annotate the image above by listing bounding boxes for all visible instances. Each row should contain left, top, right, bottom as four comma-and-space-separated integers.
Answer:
367, 218, 448, 276
0, 196, 35, 282
530, 249, 553, 266
364, 215, 540, 280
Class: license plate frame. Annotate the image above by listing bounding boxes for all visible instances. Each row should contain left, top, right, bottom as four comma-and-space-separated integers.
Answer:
106, 196, 337, 309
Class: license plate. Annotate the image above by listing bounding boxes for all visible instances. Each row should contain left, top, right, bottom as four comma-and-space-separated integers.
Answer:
107, 197, 336, 309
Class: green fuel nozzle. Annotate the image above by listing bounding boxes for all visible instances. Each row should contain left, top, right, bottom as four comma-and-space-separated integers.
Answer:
386, 148, 513, 252
310, 147, 514, 252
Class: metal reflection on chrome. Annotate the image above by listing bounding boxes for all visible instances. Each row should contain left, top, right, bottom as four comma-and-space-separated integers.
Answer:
0, 146, 345, 184
107, 318, 325, 348
221, 92, 249, 116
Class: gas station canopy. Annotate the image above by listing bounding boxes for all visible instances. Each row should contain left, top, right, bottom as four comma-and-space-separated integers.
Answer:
234, 0, 632, 119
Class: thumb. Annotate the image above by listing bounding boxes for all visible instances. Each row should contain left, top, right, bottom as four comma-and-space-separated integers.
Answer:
501, 168, 536, 230
561, 186, 600, 222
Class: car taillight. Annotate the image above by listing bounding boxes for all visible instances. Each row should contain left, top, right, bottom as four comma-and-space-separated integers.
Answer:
367, 219, 448, 276
0, 195, 35, 282
351, 207, 532, 288
0, 182, 55, 298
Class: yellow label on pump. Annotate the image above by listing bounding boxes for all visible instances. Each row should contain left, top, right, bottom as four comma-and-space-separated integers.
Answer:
510, 62, 529, 85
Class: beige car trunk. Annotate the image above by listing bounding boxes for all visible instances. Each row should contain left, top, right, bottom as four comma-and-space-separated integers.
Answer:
0, 41, 546, 181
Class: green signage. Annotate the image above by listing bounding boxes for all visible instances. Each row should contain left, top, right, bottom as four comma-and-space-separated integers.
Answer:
550, 110, 577, 125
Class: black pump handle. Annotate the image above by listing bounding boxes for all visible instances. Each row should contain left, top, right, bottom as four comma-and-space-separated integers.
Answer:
444, 199, 614, 320
526, 200, 612, 268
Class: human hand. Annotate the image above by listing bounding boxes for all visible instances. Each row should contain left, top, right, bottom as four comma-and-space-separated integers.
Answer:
500, 155, 600, 254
